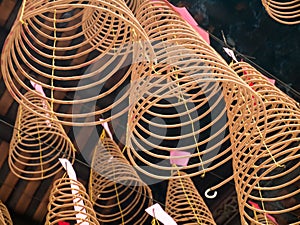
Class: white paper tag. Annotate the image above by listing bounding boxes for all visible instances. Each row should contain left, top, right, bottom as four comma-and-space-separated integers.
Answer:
145, 203, 177, 225
59, 158, 88, 225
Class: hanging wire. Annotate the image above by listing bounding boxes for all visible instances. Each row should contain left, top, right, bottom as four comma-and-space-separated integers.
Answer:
206, 29, 300, 101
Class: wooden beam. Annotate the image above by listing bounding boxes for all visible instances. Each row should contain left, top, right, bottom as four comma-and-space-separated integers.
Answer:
0, 0, 16, 27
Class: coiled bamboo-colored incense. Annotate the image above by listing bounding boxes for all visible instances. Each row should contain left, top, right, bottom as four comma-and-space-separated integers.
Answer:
230, 62, 300, 224
165, 171, 216, 224
261, 0, 300, 25
9, 91, 75, 180
0, 201, 12, 225
1, 0, 151, 126
124, 0, 264, 180
46, 177, 99, 225
89, 136, 152, 224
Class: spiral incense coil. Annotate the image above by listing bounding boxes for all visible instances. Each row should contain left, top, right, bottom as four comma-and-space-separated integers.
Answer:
165, 171, 216, 224
8, 91, 75, 180
230, 62, 300, 224
46, 177, 99, 225
125, 66, 266, 180
261, 0, 300, 25
1, 0, 151, 126
0, 201, 12, 225
89, 137, 153, 224
124, 0, 264, 180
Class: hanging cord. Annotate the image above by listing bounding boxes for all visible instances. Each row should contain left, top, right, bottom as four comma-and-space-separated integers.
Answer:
19, 0, 27, 25
176, 167, 203, 224
51, 8, 57, 120
255, 173, 270, 225
173, 71, 206, 178
36, 118, 44, 179
113, 173, 125, 225
151, 208, 160, 225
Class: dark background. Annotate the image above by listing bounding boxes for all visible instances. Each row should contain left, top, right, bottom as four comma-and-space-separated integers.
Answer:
171, 0, 300, 102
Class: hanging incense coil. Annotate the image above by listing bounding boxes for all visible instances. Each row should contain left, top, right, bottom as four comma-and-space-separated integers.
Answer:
1, 0, 151, 126
230, 62, 300, 224
0, 201, 12, 225
124, 0, 264, 180
165, 171, 216, 224
8, 91, 75, 180
46, 177, 99, 225
89, 136, 153, 224
261, 0, 300, 25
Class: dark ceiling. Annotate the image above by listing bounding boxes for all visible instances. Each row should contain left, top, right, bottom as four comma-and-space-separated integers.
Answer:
0, 0, 299, 225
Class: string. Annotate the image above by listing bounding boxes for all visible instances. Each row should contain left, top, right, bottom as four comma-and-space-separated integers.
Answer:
174, 72, 206, 178
255, 173, 270, 225
36, 117, 44, 179
17, 105, 22, 142
96, 131, 125, 224
113, 164, 125, 225
19, 0, 27, 25
131, 28, 160, 75
51, 8, 57, 120
176, 167, 202, 224
151, 208, 160, 225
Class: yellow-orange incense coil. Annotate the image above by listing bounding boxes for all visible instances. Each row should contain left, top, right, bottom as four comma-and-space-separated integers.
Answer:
1, 0, 151, 126
9, 91, 75, 180
124, 0, 265, 180
89, 137, 153, 224
46, 177, 99, 225
0, 201, 12, 225
230, 62, 300, 225
165, 171, 216, 224
261, 0, 300, 25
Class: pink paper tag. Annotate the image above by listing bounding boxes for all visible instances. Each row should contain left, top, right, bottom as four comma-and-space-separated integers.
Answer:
170, 150, 191, 166
30, 81, 51, 127
264, 76, 275, 85
248, 201, 278, 225
171, 6, 198, 26
152, 0, 210, 44
193, 26, 210, 44
168, 2, 210, 44
30, 81, 46, 97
